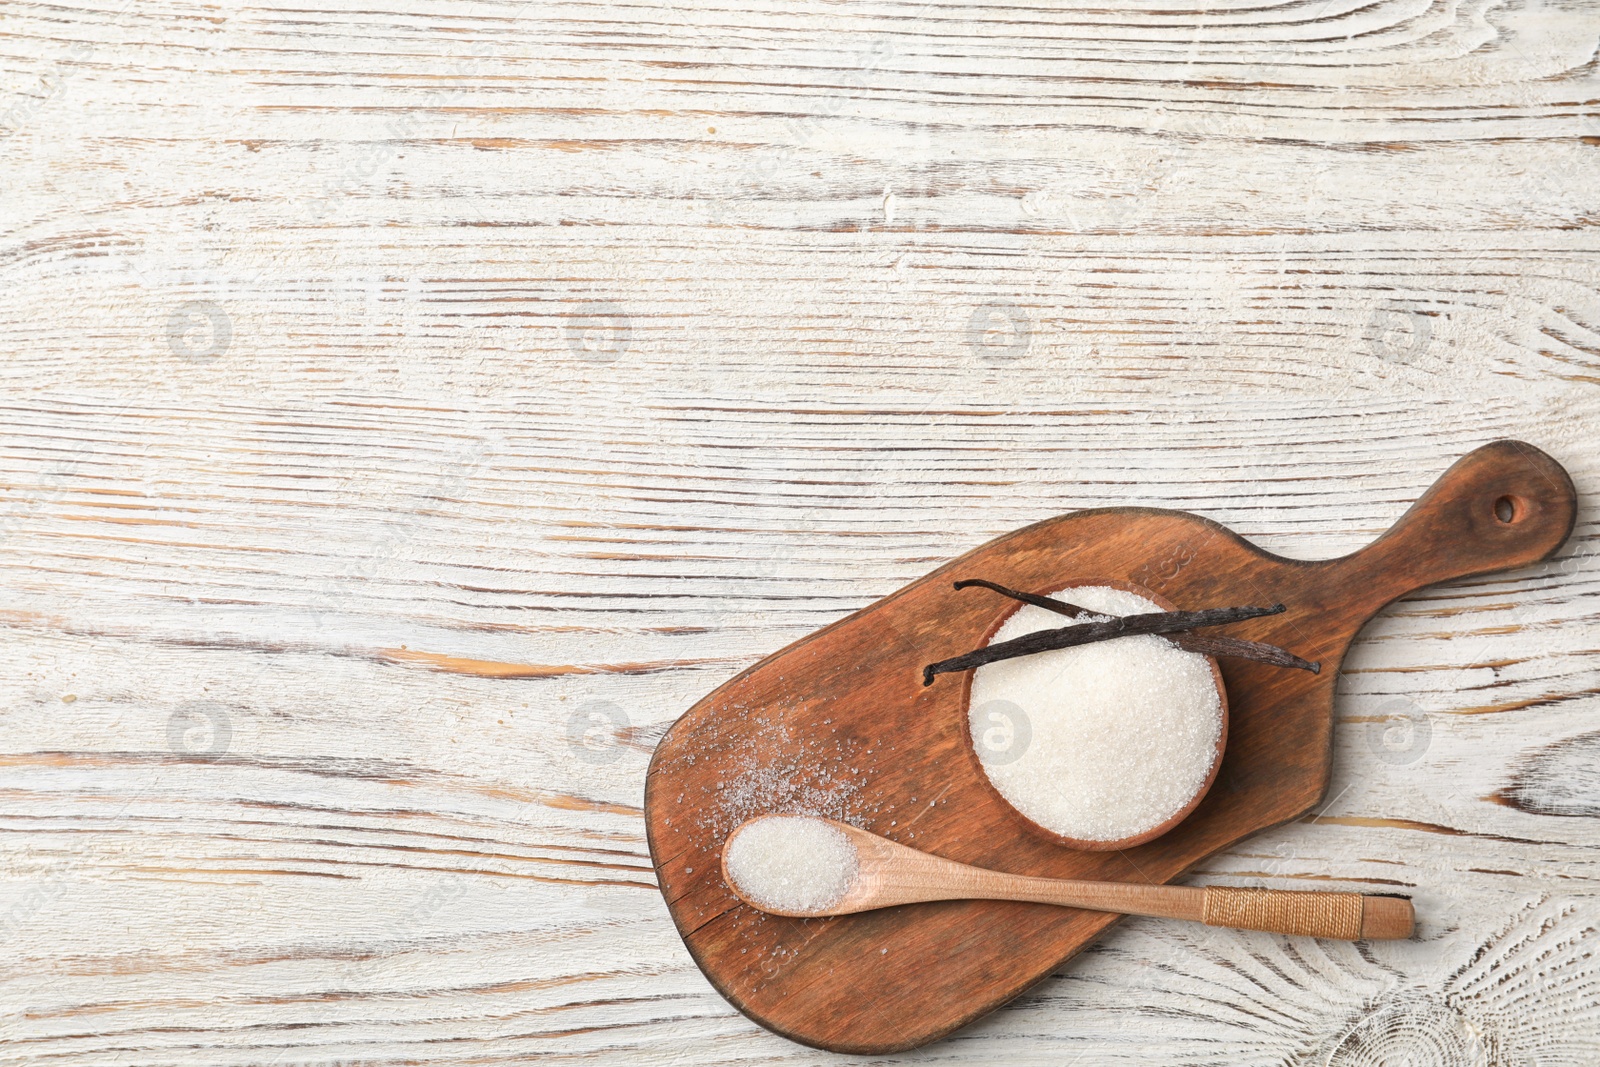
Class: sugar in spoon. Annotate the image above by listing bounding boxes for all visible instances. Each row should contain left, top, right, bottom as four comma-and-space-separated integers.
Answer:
722, 815, 1413, 941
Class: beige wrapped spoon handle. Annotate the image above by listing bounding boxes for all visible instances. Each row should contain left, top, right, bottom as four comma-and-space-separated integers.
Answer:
724, 817, 1413, 941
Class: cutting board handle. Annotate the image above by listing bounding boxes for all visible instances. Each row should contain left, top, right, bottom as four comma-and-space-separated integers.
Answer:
1334, 440, 1576, 601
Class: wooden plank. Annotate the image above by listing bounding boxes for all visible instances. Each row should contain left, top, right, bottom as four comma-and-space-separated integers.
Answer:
2, 0, 1599, 1062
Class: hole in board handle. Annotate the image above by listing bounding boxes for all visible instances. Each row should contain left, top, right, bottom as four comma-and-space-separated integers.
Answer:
1494, 495, 1519, 524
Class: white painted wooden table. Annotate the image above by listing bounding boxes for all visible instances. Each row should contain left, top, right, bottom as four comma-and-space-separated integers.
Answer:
3, 1, 1599, 1063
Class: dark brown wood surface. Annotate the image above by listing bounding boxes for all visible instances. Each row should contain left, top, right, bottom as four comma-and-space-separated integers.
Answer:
644, 440, 1577, 1054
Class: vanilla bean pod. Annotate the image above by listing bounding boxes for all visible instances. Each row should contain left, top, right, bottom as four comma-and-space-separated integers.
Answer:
1173, 632, 1320, 674
952, 579, 1095, 617
952, 579, 1319, 674
923, 603, 1286, 686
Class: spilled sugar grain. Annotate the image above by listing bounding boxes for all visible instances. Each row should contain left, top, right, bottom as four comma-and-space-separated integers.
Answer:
654, 705, 933, 953
969, 585, 1224, 844
715, 732, 861, 830
653, 708, 927, 972
724, 816, 859, 913
678, 715, 872, 837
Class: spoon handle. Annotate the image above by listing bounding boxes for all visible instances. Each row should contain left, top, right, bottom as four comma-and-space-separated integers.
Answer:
981, 874, 1413, 940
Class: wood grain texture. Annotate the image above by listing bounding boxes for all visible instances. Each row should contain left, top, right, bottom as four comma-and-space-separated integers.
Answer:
2, 0, 1599, 1063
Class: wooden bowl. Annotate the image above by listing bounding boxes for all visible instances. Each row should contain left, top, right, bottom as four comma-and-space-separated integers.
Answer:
958, 577, 1229, 851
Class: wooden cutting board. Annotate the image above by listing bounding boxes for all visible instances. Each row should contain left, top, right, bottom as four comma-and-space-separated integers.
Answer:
643, 440, 1576, 1054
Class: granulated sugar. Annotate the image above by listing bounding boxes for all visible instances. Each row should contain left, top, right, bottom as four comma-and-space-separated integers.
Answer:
968, 585, 1223, 844
709, 719, 864, 835
724, 816, 859, 913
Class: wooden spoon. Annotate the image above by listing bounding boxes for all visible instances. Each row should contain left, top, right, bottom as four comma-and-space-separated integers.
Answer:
723, 816, 1414, 941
